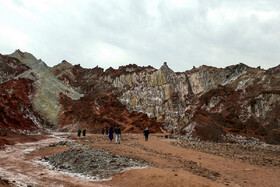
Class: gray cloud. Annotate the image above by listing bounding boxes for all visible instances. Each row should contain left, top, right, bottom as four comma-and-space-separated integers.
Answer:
0, 0, 279, 72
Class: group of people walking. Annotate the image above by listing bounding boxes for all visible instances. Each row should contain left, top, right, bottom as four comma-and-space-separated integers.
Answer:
78, 125, 150, 143
103, 125, 121, 144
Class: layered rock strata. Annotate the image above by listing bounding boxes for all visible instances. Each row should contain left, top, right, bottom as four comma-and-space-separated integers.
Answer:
99, 63, 280, 144
1, 49, 279, 144
0, 78, 43, 131
52, 63, 162, 133
9, 50, 82, 126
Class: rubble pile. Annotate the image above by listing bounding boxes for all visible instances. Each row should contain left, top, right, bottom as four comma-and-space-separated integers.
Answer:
39, 146, 148, 180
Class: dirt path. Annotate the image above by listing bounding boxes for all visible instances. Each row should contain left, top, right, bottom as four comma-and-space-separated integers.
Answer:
0, 133, 279, 186
0, 133, 105, 187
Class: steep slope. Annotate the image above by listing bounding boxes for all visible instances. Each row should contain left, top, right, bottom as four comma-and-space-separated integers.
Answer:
9, 50, 82, 126
101, 62, 190, 132
0, 54, 29, 83
1, 49, 279, 144
52, 62, 162, 133
0, 78, 43, 131
0, 53, 43, 133
97, 62, 279, 144
101, 63, 249, 131
180, 65, 280, 144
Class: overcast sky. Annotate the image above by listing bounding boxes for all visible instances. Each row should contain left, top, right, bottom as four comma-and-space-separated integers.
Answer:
0, 0, 280, 72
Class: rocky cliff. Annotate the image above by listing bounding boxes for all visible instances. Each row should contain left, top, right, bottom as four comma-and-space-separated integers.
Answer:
51, 58, 280, 144
180, 65, 280, 144
9, 50, 82, 126
0, 54, 42, 132
1, 50, 279, 144
98, 62, 279, 144
100, 63, 248, 129
52, 63, 162, 133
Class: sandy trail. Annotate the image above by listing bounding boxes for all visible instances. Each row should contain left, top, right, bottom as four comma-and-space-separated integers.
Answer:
0, 133, 279, 187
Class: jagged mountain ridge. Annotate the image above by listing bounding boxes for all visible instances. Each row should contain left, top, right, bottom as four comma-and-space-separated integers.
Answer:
52, 62, 161, 133
1, 50, 279, 144
1, 50, 162, 134
53, 57, 280, 144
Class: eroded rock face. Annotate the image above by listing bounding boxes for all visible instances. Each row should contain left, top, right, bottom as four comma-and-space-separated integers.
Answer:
53, 63, 162, 133
179, 66, 280, 144
53, 59, 279, 144
99, 62, 280, 144
101, 63, 190, 132
0, 54, 29, 84
9, 50, 82, 126
101, 63, 248, 132
1, 49, 279, 144
0, 78, 43, 131
0, 53, 44, 133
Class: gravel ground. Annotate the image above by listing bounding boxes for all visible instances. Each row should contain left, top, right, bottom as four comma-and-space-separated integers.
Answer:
38, 146, 148, 180
169, 138, 280, 168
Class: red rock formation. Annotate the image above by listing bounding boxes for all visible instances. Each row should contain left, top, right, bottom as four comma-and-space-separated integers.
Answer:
0, 54, 29, 83
54, 62, 162, 133
0, 78, 43, 131
58, 93, 161, 133
181, 79, 280, 144
2, 50, 279, 145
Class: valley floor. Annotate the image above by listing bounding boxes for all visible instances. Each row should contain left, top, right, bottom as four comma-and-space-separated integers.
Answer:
0, 133, 279, 187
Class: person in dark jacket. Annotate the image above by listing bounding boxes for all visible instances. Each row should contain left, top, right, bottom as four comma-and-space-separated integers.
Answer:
102, 127, 105, 136
77, 129, 81, 137
143, 127, 150, 141
114, 125, 121, 144
108, 126, 114, 143
82, 129, 86, 137
105, 125, 109, 135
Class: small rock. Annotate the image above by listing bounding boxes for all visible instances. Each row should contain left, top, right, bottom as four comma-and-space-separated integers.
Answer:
23, 151, 30, 155
49, 143, 55, 147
